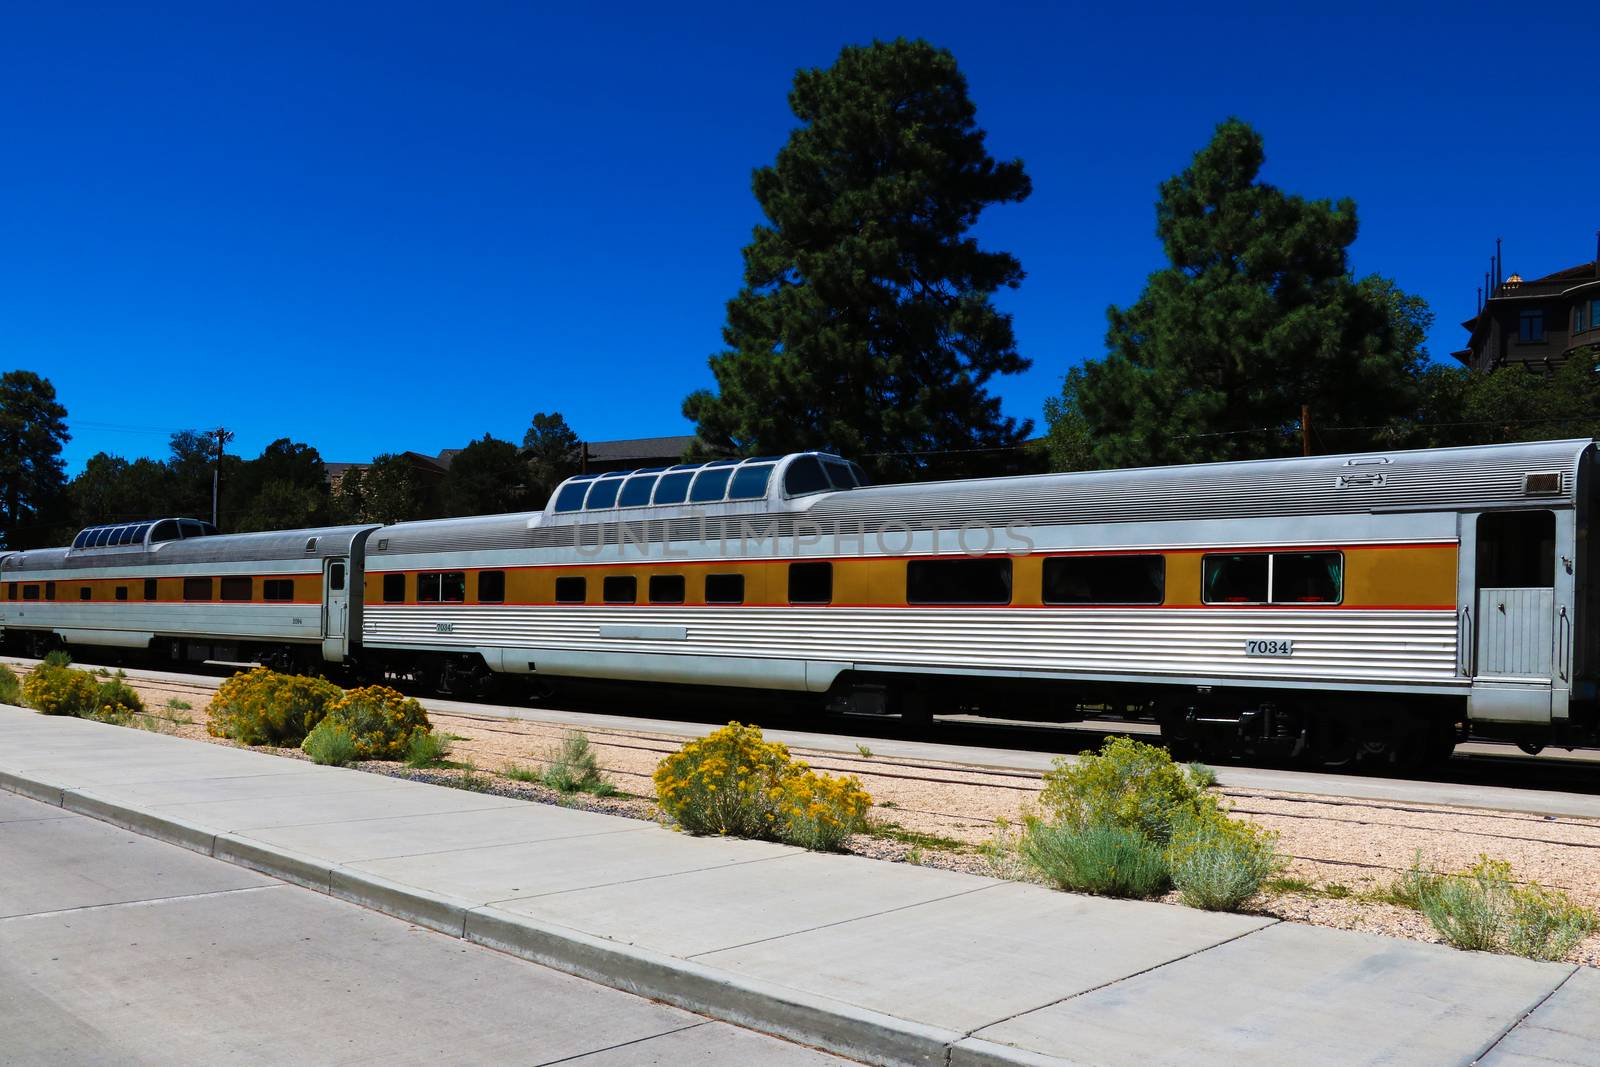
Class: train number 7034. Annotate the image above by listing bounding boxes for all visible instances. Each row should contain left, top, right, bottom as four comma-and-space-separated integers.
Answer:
1245, 639, 1294, 657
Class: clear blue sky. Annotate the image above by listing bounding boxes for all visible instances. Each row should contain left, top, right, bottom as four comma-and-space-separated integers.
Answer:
4, 1, 1596, 473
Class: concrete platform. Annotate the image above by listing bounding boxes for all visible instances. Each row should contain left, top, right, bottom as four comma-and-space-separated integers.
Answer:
0, 793, 846, 1066
0, 705, 1589, 1067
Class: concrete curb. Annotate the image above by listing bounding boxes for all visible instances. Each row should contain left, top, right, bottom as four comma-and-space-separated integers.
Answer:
1, 768, 1058, 1067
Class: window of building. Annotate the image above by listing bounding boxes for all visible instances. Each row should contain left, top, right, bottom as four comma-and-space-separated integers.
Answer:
220, 577, 252, 601
1269, 553, 1343, 604
23, 585, 39, 601
652, 471, 693, 505
1202, 555, 1269, 604
478, 571, 505, 604
115, 586, 128, 602
784, 456, 830, 496
1592, 299, 1600, 332
45, 582, 55, 601
263, 579, 294, 602
705, 573, 745, 604
1519, 308, 1545, 342
383, 573, 406, 603
688, 466, 734, 503
1043, 555, 1165, 604
183, 577, 213, 602
649, 574, 685, 603
788, 561, 833, 604
144, 579, 157, 601
906, 557, 1013, 605
418, 572, 466, 603
79, 587, 91, 601
603, 575, 637, 603
1576, 305, 1587, 334
555, 576, 587, 603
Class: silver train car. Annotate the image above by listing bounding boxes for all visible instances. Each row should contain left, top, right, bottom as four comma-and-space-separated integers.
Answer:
4, 440, 1596, 765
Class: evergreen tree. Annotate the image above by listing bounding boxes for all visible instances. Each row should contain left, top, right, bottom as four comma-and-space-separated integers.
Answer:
522, 412, 581, 505
1048, 119, 1430, 469
67, 453, 174, 527
0, 371, 70, 548
683, 38, 1033, 481
443, 434, 531, 516
233, 439, 330, 531
333, 454, 433, 524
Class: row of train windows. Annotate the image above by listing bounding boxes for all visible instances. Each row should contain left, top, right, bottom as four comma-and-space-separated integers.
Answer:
373, 553, 1343, 607
5, 579, 297, 602
552, 456, 867, 514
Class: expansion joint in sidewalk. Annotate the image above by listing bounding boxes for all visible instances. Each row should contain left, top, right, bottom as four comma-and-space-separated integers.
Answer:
1467, 964, 1580, 1065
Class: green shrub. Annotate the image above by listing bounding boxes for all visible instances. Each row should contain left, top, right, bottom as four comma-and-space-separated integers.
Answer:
654, 722, 872, 850
1167, 812, 1282, 910
405, 728, 453, 768
1186, 762, 1218, 789
302, 719, 358, 766
86, 673, 146, 724
207, 668, 343, 746
23, 664, 100, 716
1039, 736, 1209, 845
540, 731, 611, 793
0, 665, 21, 706
42, 650, 72, 668
1021, 822, 1171, 898
312, 685, 431, 760
1380, 852, 1444, 910
1418, 856, 1598, 960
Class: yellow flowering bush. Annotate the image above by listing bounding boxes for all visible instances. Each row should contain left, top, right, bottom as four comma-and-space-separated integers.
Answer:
87, 673, 146, 724
0, 664, 22, 706
23, 664, 101, 716
654, 722, 871, 850
207, 668, 343, 746
306, 685, 432, 761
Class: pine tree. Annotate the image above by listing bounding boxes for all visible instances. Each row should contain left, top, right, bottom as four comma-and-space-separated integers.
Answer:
1048, 119, 1430, 469
683, 39, 1033, 481
0, 371, 70, 548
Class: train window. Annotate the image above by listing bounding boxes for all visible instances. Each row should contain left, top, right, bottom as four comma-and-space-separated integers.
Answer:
328, 562, 345, 591
263, 579, 294, 602
79, 587, 91, 601
418, 572, 466, 603
23, 585, 39, 601
45, 582, 56, 600
183, 578, 213, 601
478, 571, 505, 603
1270, 553, 1342, 604
553, 479, 592, 513
179, 520, 208, 539
648, 574, 685, 603
784, 456, 830, 497
688, 466, 734, 503
1043, 555, 1164, 605
149, 520, 180, 543
726, 464, 775, 501
1202, 555, 1268, 604
788, 561, 833, 604
144, 579, 157, 601
585, 476, 625, 510
6, 583, 15, 600
705, 573, 744, 604
1477, 511, 1555, 588
116, 586, 128, 601
603, 575, 637, 604
555, 576, 587, 603
652, 471, 693, 505
822, 459, 856, 490
220, 577, 252, 601
383, 573, 406, 603
906, 558, 1013, 605
618, 474, 659, 508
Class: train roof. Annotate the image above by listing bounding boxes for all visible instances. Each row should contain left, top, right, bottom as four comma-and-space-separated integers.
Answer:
2, 523, 379, 573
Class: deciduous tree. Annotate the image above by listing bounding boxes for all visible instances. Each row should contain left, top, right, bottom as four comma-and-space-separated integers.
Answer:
444, 434, 531, 516
683, 38, 1033, 480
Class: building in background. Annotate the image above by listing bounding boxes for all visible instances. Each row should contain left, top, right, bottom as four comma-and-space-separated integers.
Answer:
1455, 236, 1600, 370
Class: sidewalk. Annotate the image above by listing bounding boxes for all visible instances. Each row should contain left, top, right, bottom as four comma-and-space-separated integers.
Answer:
1, 705, 1594, 1067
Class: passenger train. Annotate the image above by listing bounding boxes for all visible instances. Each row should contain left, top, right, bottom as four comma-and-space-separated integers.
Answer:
3, 439, 1595, 766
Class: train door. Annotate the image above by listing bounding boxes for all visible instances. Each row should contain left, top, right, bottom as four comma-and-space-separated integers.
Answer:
321, 557, 349, 663
1467, 509, 1570, 723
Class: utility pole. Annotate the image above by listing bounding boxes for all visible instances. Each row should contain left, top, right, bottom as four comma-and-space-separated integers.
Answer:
1300, 404, 1311, 457
209, 427, 234, 528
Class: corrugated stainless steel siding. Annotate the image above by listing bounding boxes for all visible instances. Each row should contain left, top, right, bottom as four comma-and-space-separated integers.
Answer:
362, 606, 1460, 686
1476, 588, 1554, 677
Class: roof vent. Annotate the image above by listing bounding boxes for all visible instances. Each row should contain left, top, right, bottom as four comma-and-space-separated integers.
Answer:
377, 539, 389, 551
305, 537, 319, 552
1336, 472, 1386, 489
1525, 471, 1562, 496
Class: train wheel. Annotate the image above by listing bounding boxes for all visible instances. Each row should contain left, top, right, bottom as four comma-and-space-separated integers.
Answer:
1518, 741, 1546, 756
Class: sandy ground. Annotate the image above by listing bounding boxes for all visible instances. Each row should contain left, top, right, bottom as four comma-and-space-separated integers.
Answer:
29, 666, 1600, 966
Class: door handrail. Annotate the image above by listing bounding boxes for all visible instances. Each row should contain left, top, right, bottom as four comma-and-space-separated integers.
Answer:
1459, 605, 1473, 677
1558, 606, 1571, 682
